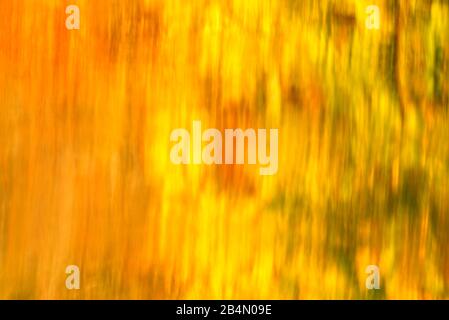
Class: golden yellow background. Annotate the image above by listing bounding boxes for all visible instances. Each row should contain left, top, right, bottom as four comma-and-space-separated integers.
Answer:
0, 0, 448, 299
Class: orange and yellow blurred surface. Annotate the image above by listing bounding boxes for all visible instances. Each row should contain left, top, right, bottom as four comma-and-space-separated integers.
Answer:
0, 0, 448, 299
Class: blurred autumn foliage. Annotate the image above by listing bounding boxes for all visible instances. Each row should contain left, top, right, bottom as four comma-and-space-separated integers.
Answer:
0, 0, 448, 299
